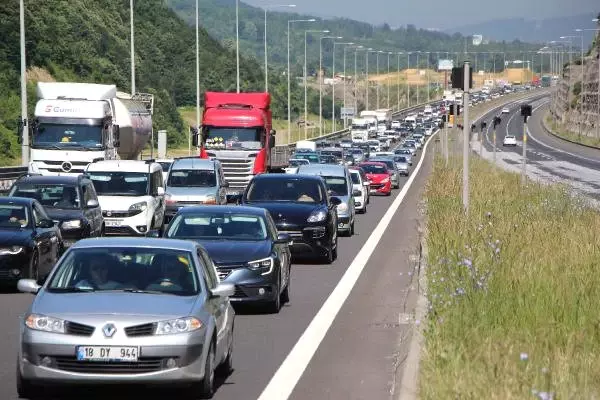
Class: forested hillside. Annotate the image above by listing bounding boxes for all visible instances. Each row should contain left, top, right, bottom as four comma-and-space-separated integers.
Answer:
0, 0, 302, 164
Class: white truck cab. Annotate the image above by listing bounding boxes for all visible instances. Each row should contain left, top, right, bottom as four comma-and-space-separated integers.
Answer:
85, 159, 166, 236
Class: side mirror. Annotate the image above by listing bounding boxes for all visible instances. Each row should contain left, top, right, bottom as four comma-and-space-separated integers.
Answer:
36, 219, 55, 229
227, 193, 242, 204
275, 232, 292, 244
113, 125, 120, 141
17, 279, 41, 294
146, 229, 161, 238
85, 199, 99, 208
269, 136, 276, 149
364, 181, 370, 187
156, 186, 165, 196
330, 196, 342, 206
210, 283, 235, 298
191, 133, 199, 148
352, 189, 362, 197
270, 129, 276, 136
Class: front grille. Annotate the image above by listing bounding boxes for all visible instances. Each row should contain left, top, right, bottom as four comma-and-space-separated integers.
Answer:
103, 210, 141, 218
105, 226, 139, 236
215, 263, 246, 281
219, 157, 254, 189
125, 323, 156, 337
370, 184, 384, 189
51, 356, 165, 374
65, 321, 95, 337
307, 227, 326, 239
233, 286, 247, 298
0, 270, 11, 278
278, 230, 304, 238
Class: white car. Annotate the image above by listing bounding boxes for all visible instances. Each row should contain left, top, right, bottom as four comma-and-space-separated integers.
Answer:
349, 169, 369, 214
503, 135, 517, 146
501, 107, 510, 114
284, 158, 309, 174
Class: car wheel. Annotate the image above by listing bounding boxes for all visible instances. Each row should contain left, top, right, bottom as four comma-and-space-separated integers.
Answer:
350, 220, 355, 235
267, 282, 281, 313
216, 324, 234, 376
281, 269, 290, 304
99, 224, 105, 237
385, 190, 392, 196
29, 250, 39, 281
16, 364, 39, 399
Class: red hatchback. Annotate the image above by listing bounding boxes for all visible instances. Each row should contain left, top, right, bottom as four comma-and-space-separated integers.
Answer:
358, 162, 392, 196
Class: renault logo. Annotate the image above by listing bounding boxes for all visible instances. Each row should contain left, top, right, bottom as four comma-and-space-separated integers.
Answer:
61, 161, 72, 172
102, 323, 116, 338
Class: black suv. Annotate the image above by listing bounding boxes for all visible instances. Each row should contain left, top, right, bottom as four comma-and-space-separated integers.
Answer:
8, 175, 104, 248
239, 174, 341, 264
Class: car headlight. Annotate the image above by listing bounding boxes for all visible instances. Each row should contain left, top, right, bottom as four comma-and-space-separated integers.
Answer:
307, 210, 327, 223
382, 178, 390, 183
25, 314, 66, 334
248, 257, 274, 275
61, 219, 81, 230
337, 203, 348, 213
0, 245, 24, 255
201, 195, 217, 204
155, 317, 203, 335
129, 201, 148, 212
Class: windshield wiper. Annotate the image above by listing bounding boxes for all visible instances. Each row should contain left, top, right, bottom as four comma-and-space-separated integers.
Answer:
34, 144, 63, 150
119, 289, 168, 295
48, 287, 95, 293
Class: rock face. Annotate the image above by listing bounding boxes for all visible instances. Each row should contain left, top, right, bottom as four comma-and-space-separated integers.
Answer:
551, 26, 600, 138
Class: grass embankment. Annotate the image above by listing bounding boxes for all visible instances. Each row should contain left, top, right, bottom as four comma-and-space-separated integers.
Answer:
544, 114, 600, 149
421, 156, 600, 399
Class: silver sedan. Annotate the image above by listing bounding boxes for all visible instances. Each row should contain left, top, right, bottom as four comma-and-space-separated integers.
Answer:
16, 237, 235, 399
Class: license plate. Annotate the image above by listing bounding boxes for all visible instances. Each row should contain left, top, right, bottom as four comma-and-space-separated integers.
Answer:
76, 346, 139, 362
105, 220, 124, 227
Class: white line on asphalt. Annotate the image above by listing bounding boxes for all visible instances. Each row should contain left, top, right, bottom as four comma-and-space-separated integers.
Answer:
256, 130, 439, 400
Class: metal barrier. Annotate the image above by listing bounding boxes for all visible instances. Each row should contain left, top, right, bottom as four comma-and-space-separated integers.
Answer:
0, 166, 28, 194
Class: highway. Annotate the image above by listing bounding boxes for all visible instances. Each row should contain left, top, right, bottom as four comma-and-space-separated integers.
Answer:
475, 93, 600, 201
0, 128, 435, 399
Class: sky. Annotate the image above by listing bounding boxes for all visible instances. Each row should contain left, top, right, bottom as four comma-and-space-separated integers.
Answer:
242, 0, 598, 30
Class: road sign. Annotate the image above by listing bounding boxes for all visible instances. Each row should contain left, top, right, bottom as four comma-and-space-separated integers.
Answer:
438, 59, 453, 71
341, 107, 355, 118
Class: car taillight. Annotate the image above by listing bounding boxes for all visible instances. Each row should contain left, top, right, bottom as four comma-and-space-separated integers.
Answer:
165, 195, 176, 205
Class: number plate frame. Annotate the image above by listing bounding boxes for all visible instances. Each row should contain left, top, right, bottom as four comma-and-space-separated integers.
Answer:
76, 345, 139, 362
104, 219, 124, 227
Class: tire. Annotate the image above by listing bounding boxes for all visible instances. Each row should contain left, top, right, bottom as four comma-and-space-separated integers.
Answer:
216, 325, 233, 376
29, 250, 39, 282
267, 282, 281, 313
331, 235, 338, 262
385, 191, 392, 196
194, 341, 215, 399
350, 221, 355, 236
16, 364, 39, 399
281, 269, 290, 304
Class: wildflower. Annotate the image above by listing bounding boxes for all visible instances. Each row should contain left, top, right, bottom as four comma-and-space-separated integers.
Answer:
485, 211, 492, 218
520, 352, 528, 361
462, 258, 472, 267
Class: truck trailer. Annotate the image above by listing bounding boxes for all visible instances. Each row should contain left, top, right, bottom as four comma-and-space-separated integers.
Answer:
196, 92, 277, 196
28, 82, 153, 176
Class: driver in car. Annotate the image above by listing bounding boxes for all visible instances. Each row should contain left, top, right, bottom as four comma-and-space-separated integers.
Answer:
75, 256, 123, 290
146, 254, 191, 291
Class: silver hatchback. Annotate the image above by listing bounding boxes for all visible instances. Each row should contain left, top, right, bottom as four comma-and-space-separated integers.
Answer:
16, 237, 235, 398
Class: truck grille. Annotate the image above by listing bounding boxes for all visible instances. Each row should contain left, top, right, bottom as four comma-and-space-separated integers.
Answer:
35, 160, 90, 174
218, 158, 255, 190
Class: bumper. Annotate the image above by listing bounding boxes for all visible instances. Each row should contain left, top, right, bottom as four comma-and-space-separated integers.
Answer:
353, 196, 366, 210
369, 182, 392, 195
218, 267, 279, 304
19, 332, 208, 385
337, 215, 351, 231
397, 169, 409, 176
60, 229, 90, 248
0, 253, 30, 282
278, 226, 332, 257
103, 212, 150, 236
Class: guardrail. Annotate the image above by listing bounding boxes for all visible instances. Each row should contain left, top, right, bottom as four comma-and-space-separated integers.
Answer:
271, 98, 444, 167
0, 166, 28, 194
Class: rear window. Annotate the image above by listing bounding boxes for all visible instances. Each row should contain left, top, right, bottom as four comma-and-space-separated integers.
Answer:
246, 177, 324, 203
168, 170, 216, 187
350, 172, 360, 184
360, 164, 387, 174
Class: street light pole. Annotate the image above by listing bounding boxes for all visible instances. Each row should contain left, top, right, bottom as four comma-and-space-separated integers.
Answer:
263, 5, 296, 92
332, 42, 354, 132
236, 0, 240, 93
416, 51, 420, 105
387, 52, 391, 108
319, 36, 341, 136
305, 29, 329, 139
193, 0, 200, 156
287, 19, 316, 143
397, 52, 403, 110
376, 51, 381, 109
130, 0, 135, 95
406, 52, 411, 107
20, 0, 29, 165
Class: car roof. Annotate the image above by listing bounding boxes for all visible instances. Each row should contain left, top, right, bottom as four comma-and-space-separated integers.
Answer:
252, 173, 323, 182
176, 205, 267, 217
0, 197, 35, 206
15, 175, 87, 185
70, 237, 198, 251
359, 161, 387, 167
297, 164, 347, 177
86, 160, 161, 173
171, 157, 216, 170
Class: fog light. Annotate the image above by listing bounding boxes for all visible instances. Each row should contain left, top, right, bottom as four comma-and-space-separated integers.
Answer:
40, 356, 52, 367
137, 226, 147, 233
165, 358, 178, 369
11, 269, 21, 276
258, 288, 266, 296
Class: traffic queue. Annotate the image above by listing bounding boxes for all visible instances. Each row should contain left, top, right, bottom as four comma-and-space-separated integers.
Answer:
0, 105, 435, 399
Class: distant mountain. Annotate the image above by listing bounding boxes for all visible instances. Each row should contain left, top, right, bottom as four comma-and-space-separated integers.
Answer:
446, 12, 599, 46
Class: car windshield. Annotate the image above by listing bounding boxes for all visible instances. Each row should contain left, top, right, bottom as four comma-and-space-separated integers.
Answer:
246, 177, 324, 203
289, 159, 309, 167
322, 176, 348, 196
360, 164, 388, 174
9, 184, 81, 210
350, 172, 360, 184
88, 172, 149, 196
46, 247, 200, 295
371, 159, 395, 170
158, 162, 172, 172
168, 170, 217, 187
293, 153, 320, 163
349, 149, 363, 155
394, 156, 408, 163
167, 212, 268, 241
0, 204, 29, 228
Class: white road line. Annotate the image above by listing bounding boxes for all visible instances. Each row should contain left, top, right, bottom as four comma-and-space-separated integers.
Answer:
526, 102, 600, 164
256, 130, 438, 400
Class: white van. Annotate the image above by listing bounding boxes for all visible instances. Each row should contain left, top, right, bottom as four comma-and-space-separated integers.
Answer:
85, 159, 166, 235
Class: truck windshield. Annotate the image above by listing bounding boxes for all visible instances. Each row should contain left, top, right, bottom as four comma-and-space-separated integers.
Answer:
205, 127, 262, 150
33, 123, 102, 150
87, 172, 149, 196
352, 124, 368, 130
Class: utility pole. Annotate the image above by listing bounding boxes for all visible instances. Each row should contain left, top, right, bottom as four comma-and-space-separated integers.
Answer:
194, 0, 200, 156
20, 0, 29, 165
235, 0, 240, 93
462, 61, 470, 213
130, 0, 136, 95
520, 104, 532, 185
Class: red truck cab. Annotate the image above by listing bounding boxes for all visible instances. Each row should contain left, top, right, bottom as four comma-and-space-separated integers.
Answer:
196, 92, 276, 195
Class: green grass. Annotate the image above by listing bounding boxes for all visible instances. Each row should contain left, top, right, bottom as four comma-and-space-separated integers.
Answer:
420, 156, 600, 399
544, 114, 600, 148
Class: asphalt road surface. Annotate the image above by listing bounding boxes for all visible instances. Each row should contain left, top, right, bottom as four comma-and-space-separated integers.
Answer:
475, 93, 600, 201
0, 136, 434, 400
